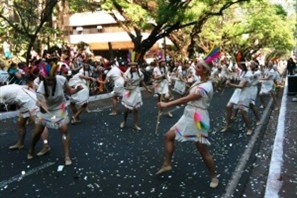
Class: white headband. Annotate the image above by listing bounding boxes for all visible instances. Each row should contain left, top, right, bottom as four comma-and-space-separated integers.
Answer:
200, 60, 211, 71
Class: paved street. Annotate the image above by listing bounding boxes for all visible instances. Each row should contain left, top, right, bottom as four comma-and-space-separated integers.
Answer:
0, 88, 274, 197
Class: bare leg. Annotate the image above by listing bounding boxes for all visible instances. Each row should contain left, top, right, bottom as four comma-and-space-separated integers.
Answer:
196, 142, 219, 188
239, 108, 253, 135
37, 127, 51, 156
70, 103, 77, 117
73, 103, 87, 120
249, 103, 261, 124
59, 124, 72, 165
120, 108, 129, 128
221, 104, 233, 132
259, 94, 265, 107
156, 128, 176, 174
9, 116, 28, 149
271, 92, 279, 110
133, 109, 141, 130
27, 123, 45, 159
110, 96, 118, 115
231, 108, 239, 120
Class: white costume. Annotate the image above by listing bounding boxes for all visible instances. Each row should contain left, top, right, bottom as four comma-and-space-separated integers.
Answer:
227, 71, 249, 106
121, 68, 144, 110
237, 70, 253, 111
259, 67, 276, 94
106, 66, 124, 97
36, 75, 69, 129
69, 70, 89, 106
0, 84, 38, 118
153, 66, 170, 95
173, 80, 213, 145
250, 70, 261, 104
173, 65, 186, 95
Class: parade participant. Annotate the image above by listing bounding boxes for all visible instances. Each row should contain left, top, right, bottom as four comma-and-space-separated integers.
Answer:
152, 60, 173, 117
221, 61, 254, 135
259, 61, 279, 110
98, 61, 124, 115
172, 62, 187, 95
69, 63, 96, 124
27, 58, 83, 165
156, 60, 219, 188
0, 79, 50, 154
249, 60, 262, 126
120, 62, 152, 131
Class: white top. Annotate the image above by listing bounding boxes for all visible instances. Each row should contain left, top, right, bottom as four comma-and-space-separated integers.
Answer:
0, 84, 37, 114
36, 75, 67, 111
106, 66, 124, 83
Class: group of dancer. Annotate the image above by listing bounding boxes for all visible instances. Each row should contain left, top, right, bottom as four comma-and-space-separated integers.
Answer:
0, 49, 284, 189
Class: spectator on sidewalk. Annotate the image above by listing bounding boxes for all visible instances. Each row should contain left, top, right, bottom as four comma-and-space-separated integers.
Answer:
0, 60, 9, 86
286, 57, 296, 76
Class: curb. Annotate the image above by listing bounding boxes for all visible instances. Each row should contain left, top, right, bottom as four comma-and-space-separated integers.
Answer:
222, 98, 273, 198
264, 77, 288, 198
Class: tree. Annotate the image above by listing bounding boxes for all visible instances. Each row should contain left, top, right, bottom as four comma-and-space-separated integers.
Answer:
195, 0, 296, 60
99, 0, 252, 62
0, 0, 59, 64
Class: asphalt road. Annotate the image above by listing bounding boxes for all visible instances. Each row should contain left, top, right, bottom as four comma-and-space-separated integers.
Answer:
0, 88, 272, 198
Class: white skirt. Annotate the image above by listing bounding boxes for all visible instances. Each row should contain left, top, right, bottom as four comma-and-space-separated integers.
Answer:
35, 106, 69, 129
121, 87, 143, 110
70, 84, 89, 106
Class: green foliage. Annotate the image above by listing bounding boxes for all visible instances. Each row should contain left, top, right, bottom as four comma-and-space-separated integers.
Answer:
68, 0, 101, 13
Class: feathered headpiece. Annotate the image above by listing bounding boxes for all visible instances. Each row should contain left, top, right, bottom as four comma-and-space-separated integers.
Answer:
200, 47, 220, 70
39, 61, 59, 78
129, 51, 141, 65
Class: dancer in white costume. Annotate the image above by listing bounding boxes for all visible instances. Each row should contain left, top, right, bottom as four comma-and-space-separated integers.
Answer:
120, 62, 152, 131
69, 63, 96, 124
221, 61, 254, 135
27, 59, 82, 165
156, 60, 219, 189
152, 60, 173, 117
259, 61, 279, 110
98, 62, 124, 115
0, 81, 50, 154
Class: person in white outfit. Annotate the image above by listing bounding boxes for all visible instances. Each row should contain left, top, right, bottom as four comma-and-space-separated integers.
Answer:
98, 62, 124, 115
152, 60, 173, 117
259, 61, 279, 110
69, 63, 96, 124
221, 61, 254, 135
120, 62, 152, 131
0, 79, 50, 154
156, 60, 219, 188
27, 59, 83, 166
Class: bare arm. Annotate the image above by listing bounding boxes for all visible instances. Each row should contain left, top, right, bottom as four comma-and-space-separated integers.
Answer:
158, 92, 201, 109
227, 79, 247, 89
64, 83, 82, 95
79, 75, 96, 82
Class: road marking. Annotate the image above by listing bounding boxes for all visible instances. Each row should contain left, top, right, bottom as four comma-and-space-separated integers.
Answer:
0, 162, 55, 188
222, 99, 273, 198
